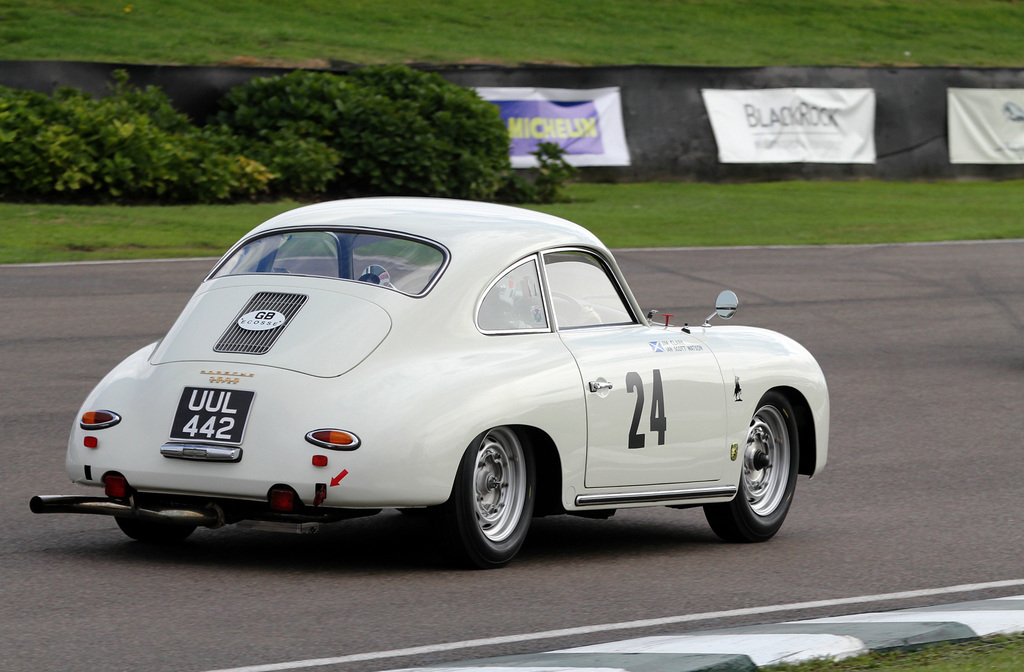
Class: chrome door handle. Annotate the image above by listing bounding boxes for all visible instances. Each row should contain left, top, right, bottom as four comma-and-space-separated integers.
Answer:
588, 381, 614, 393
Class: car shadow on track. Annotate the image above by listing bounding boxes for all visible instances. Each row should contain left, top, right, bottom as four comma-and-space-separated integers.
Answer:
35, 507, 724, 572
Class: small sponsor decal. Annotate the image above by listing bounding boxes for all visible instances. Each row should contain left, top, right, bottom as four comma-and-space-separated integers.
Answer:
734, 376, 743, 402
731, 443, 739, 461
236, 310, 286, 331
649, 340, 704, 353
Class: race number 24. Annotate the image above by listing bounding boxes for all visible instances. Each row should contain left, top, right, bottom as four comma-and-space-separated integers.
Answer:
626, 369, 666, 449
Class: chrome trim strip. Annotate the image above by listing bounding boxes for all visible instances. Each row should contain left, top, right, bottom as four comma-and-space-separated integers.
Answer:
575, 485, 737, 507
161, 443, 242, 462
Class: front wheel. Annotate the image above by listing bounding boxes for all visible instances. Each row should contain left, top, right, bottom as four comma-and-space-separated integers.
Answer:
115, 517, 196, 544
439, 426, 535, 569
704, 390, 799, 543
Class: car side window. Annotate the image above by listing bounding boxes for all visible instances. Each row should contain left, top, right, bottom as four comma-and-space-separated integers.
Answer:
543, 250, 635, 328
478, 259, 549, 333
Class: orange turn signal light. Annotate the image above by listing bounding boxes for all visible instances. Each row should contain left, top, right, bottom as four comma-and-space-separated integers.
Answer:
305, 429, 360, 451
81, 410, 121, 430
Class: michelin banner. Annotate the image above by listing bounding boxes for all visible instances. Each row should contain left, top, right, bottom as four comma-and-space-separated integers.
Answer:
701, 88, 876, 164
948, 88, 1024, 164
475, 87, 630, 168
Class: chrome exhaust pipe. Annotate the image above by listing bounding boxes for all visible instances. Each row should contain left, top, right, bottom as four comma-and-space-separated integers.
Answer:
29, 495, 223, 527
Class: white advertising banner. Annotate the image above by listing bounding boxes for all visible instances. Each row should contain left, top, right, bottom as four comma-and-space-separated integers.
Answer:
701, 88, 876, 164
475, 87, 631, 168
948, 88, 1024, 164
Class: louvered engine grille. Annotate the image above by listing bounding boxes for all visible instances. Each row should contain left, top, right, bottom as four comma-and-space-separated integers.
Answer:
214, 292, 308, 355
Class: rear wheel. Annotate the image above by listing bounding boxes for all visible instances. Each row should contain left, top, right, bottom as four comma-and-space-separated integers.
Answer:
704, 390, 799, 543
439, 426, 535, 569
115, 517, 196, 544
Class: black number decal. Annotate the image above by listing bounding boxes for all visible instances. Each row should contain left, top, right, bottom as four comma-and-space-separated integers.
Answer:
650, 369, 667, 445
626, 369, 668, 449
626, 371, 645, 449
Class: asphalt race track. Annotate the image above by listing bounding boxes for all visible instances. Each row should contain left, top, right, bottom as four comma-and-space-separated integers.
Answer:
2, 240, 1023, 672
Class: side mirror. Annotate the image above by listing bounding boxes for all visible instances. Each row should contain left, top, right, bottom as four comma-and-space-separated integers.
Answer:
715, 290, 738, 320
703, 290, 738, 327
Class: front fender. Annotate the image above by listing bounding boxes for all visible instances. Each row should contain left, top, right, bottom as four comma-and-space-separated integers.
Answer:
694, 326, 829, 479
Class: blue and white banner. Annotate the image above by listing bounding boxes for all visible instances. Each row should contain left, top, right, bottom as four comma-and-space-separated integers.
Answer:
475, 87, 631, 168
948, 88, 1024, 163
702, 88, 876, 164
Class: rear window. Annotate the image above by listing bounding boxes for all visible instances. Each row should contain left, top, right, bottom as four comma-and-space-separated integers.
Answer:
211, 229, 448, 296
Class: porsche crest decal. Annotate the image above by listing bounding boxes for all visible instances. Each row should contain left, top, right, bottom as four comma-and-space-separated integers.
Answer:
201, 370, 255, 385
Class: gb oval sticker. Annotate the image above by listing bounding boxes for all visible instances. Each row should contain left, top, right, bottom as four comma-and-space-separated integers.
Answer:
237, 310, 286, 331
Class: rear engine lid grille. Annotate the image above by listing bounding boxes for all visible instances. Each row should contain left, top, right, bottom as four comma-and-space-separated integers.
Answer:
214, 292, 307, 355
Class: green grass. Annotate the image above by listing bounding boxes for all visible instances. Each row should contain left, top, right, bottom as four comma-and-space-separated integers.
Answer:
3, 181, 1023, 264
545, 181, 1024, 248
764, 633, 1024, 672
0, 201, 297, 264
2, 0, 1024, 68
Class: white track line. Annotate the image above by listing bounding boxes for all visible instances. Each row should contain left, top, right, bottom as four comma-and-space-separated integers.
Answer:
202, 578, 1024, 672
7, 238, 1024, 269
0, 256, 220, 269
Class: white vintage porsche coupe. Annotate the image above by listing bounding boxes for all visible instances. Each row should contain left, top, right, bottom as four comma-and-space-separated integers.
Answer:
31, 198, 828, 568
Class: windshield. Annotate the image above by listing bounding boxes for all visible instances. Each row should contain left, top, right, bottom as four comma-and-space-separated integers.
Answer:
211, 229, 448, 296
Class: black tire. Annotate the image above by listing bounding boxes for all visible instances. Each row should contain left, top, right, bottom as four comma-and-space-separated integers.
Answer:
704, 390, 799, 543
115, 517, 196, 544
439, 427, 535, 569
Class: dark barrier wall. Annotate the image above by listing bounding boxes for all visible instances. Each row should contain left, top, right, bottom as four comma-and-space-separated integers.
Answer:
5, 60, 1024, 182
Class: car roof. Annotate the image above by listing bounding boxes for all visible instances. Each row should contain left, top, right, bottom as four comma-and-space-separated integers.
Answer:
244, 197, 608, 262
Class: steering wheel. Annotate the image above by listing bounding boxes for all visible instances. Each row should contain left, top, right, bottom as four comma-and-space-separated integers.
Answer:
358, 264, 393, 288
551, 291, 600, 327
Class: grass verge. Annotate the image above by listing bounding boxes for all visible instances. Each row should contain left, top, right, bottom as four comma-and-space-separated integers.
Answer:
3, 181, 1023, 264
543, 181, 1024, 249
764, 633, 1024, 671
3, 0, 1024, 68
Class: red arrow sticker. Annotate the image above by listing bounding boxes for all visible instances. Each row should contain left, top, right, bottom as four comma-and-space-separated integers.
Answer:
330, 469, 349, 487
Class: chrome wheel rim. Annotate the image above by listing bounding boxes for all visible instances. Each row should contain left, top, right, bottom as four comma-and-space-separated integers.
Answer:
742, 405, 791, 517
472, 427, 526, 543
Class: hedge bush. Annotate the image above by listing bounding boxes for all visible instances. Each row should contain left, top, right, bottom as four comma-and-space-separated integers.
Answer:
0, 74, 279, 202
0, 66, 572, 204
213, 66, 512, 200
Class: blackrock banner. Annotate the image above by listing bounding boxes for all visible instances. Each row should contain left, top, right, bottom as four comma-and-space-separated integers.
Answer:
475, 87, 630, 168
701, 88, 876, 164
948, 88, 1024, 164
